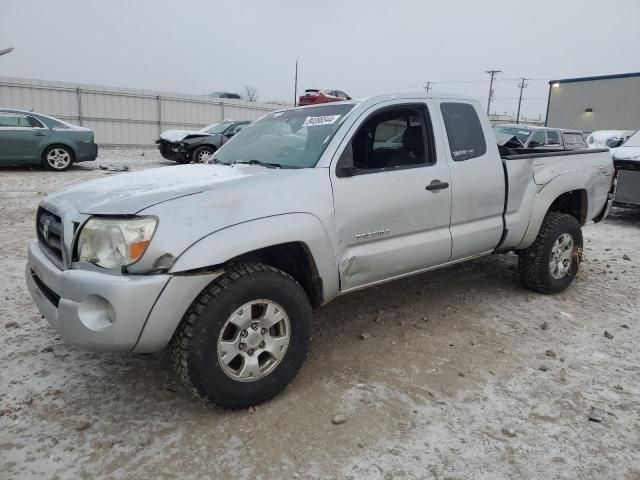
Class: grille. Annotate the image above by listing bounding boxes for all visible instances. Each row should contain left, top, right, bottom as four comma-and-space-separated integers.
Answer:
36, 207, 64, 263
615, 170, 640, 205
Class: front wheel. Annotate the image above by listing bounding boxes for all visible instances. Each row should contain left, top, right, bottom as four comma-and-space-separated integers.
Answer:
518, 212, 583, 293
191, 145, 215, 164
170, 263, 312, 409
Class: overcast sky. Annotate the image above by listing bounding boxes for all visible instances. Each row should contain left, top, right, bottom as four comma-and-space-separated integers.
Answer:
1, 0, 639, 118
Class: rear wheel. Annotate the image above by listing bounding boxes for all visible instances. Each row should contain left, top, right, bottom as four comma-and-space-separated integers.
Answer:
171, 263, 312, 408
518, 212, 583, 293
192, 145, 215, 163
43, 145, 73, 171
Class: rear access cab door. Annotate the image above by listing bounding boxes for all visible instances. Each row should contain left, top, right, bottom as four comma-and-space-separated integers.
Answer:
435, 100, 506, 259
330, 100, 453, 291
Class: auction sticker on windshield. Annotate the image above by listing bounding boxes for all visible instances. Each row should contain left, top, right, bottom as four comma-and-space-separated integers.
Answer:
302, 115, 341, 127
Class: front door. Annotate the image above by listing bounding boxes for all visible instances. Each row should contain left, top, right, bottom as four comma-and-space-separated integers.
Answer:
331, 103, 452, 291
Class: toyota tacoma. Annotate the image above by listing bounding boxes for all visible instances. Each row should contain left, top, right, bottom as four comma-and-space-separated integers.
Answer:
26, 93, 614, 408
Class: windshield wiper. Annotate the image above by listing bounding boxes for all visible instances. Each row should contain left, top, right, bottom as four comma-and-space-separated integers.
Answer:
233, 159, 282, 169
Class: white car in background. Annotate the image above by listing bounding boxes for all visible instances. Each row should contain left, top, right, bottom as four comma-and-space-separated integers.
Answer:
586, 130, 635, 149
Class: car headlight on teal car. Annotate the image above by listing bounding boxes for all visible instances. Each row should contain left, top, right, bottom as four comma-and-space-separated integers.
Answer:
76, 217, 157, 268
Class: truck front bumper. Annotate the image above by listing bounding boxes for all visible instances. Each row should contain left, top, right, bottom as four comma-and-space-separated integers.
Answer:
25, 240, 222, 353
26, 240, 169, 351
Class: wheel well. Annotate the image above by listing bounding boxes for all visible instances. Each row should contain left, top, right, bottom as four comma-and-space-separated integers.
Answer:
227, 242, 323, 308
549, 190, 588, 225
193, 144, 217, 152
41, 143, 76, 162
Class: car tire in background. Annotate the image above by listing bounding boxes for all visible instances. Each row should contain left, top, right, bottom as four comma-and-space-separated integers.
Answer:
518, 212, 583, 293
170, 263, 312, 409
42, 145, 74, 171
191, 145, 215, 164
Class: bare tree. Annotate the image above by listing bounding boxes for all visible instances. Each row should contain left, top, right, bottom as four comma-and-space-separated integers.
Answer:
243, 85, 258, 102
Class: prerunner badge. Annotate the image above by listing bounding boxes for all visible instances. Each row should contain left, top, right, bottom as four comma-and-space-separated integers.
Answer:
302, 115, 341, 127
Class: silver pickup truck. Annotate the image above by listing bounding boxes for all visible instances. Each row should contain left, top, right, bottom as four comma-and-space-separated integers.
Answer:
26, 93, 614, 408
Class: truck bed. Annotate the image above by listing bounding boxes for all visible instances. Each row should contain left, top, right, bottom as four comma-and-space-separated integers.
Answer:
498, 148, 613, 251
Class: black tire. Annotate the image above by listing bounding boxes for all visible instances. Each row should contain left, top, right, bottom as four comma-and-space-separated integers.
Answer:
170, 263, 312, 409
518, 212, 583, 293
191, 145, 215, 164
42, 145, 74, 171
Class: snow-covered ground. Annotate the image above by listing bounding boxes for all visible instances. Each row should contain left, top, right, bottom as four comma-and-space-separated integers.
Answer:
1, 149, 639, 479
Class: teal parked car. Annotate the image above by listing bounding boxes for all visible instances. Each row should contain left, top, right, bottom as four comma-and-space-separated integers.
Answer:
0, 109, 98, 171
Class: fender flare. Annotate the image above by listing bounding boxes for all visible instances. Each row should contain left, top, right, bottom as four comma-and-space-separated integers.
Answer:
169, 213, 340, 302
517, 171, 590, 249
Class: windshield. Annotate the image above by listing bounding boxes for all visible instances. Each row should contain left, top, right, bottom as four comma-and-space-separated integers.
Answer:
494, 126, 532, 143
213, 103, 355, 168
201, 121, 234, 134
621, 130, 640, 147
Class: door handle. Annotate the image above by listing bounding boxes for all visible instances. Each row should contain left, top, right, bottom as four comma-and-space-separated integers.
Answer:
425, 180, 450, 191
33, 132, 46, 136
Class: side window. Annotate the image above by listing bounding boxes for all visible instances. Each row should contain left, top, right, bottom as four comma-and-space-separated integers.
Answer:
0, 114, 21, 127
341, 106, 432, 173
529, 130, 546, 147
26, 116, 45, 128
230, 123, 248, 134
0, 114, 14, 127
0, 114, 40, 128
547, 130, 561, 145
440, 102, 487, 161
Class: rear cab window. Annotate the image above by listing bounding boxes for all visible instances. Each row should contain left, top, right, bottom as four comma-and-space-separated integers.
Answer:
528, 130, 546, 147
439, 102, 487, 161
563, 132, 587, 148
547, 130, 561, 146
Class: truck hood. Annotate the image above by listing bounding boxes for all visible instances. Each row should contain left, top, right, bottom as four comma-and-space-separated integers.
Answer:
613, 146, 640, 171
43, 164, 281, 215
159, 129, 219, 143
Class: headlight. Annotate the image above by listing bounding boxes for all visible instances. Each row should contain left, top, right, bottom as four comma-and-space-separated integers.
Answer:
76, 217, 157, 268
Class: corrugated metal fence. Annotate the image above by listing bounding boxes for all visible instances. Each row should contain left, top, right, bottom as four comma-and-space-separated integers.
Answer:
0, 76, 283, 147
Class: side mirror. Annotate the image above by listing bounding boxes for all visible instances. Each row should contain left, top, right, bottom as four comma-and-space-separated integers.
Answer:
606, 138, 623, 148
336, 166, 356, 177
336, 143, 356, 177
225, 131, 236, 137
346, 96, 352, 100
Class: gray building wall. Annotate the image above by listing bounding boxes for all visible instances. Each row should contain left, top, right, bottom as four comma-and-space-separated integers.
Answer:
546, 74, 640, 133
0, 77, 283, 147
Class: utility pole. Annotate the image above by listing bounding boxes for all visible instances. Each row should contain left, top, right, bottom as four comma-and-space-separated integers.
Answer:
293, 59, 299, 106
516, 77, 528, 124
423, 81, 432, 93
485, 69, 502, 116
